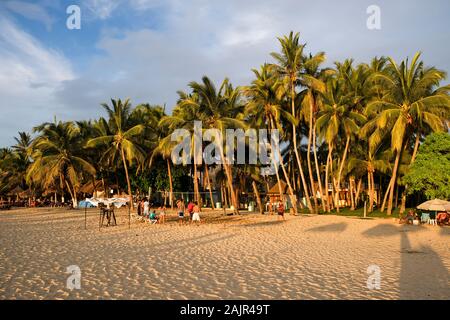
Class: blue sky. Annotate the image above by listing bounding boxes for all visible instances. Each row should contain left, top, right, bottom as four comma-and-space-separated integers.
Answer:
1, 0, 449, 146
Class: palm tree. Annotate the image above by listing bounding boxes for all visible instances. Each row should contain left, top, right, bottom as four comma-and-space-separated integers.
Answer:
28, 121, 95, 207
317, 77, 366, 212
189, 77, 245, 214
149, 135, 176, 209
363, 52, 450, 214
271, 31, 312, 213
87, 99, 146, 207
245, 64, 298, 211
299, 53, 333, 212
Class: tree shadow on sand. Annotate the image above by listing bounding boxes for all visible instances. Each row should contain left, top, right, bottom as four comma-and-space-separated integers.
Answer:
363, 224, 449, 299
306, 222, 347, 233
240, 220, 285, 228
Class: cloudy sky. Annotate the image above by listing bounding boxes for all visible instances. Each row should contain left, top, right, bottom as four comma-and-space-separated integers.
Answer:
0, 0, 449, 146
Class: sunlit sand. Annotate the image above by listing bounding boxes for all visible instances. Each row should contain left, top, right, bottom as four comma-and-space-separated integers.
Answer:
0, 208, 448, 300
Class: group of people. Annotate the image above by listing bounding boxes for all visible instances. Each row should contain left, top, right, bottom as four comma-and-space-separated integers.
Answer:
136, 198, 166, 224
136, 197, 203, 225
400, 209, 450, 226
266, 201, 286, 220
176, 199, 202, 225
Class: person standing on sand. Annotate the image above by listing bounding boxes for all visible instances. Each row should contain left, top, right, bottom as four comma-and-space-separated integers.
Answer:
137, 198, 142, 216
143, 198, 150, 218
187, 200, 195, 221
192, 202, 201, 225
177, 199, 185, 225
158, 205, 166, 224
277, 201, 285, 221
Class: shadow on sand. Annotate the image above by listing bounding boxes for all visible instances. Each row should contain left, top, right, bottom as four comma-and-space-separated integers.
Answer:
363, 223, 449, 299
240, 220, 285, 228
306, 222, 348, 233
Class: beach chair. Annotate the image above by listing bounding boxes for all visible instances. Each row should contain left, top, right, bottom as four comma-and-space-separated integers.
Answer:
420, 212, 430, 224
428, 212, 437, 225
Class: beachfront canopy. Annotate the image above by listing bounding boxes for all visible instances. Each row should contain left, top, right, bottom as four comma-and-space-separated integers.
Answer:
417, 199, 450, 211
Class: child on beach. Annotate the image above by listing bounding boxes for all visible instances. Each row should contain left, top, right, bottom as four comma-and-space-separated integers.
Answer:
192, 202, 201, 225
158, 206, 166, 224
187, 201, 195, 221
277, 202, 285, 221
149, 209, 158, 224
143, 198, 150, 218
177, 199, 185, 225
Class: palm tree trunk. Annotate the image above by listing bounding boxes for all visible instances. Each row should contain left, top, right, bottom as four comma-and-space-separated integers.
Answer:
411, 133, 421, 164
386, 149, 401, 215
269, 117, 298, 212
204, 163, 215, 209
193, 165, 198, 203
400, 133, 421, 213
324, 144, 333, 212
307, 96, 318, 213
290, 82, 312, 213
335, 136, 350, 213
64, 180, 76, 208
381, 181, 390, 212
349, 177, 355, 210
355, 178, 362, 208
252, 181, 263, 214
120, 146, 133, 209
313, 122, 326, 212
167, 159, 174, 210
368, 172, 373, 213
218, 148, 239, 214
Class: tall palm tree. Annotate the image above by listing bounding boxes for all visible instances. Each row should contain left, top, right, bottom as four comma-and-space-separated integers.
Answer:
245, 64, 298, 211
87, 99, 146, 207
28, 121, 95, 207
299, 53, 333, 212
271, 31, 312, 213
162, 76, 245, 214
317, 77, 366, 212
363, 52, 450, 214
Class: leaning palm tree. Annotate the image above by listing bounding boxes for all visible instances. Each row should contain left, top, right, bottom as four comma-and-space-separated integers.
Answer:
28, 121, 96, 207
363, 52, 450, 215
245, 63, 298, 212
270, 31, 312, 213
299, 53, 333, 212
162, 76, 245, 214
317, 77, 366, 212
149, 135, 177, 209
87, 99, 145, 207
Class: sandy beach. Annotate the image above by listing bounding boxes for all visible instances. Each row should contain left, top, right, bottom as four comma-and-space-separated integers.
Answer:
0, 208, 448, 300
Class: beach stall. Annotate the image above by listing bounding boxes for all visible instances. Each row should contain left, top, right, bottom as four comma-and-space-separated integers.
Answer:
417, 199, 450, 225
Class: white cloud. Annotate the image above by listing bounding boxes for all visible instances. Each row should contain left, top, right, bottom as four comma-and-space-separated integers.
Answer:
0, 15, 74, 144
83, 0, 122, 20
2, 0, 449, 147
3, 0, 54, 30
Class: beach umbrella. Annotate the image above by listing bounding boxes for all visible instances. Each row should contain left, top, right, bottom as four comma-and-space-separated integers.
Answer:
417, 199, 450, 211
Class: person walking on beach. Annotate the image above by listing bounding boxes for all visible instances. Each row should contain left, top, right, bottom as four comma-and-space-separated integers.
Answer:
177, 199, 185, 225
187, 200, 195, 221
277, 201, 285, 221
143, 198, 150, 218
192, 202, 201, 225
137, 198, 143, 216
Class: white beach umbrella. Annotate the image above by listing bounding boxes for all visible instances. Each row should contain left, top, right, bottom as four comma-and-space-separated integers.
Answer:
416, 199, 450, 211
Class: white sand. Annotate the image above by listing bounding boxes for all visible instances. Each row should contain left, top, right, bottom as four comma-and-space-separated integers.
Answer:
0, 207, 448, 300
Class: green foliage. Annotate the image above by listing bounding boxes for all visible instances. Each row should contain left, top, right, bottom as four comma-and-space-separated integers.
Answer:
403, 132, 450, 199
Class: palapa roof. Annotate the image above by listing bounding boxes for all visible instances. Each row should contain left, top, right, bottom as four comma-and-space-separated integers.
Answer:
267, 181, 289, 195
417, 199, 450, 211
